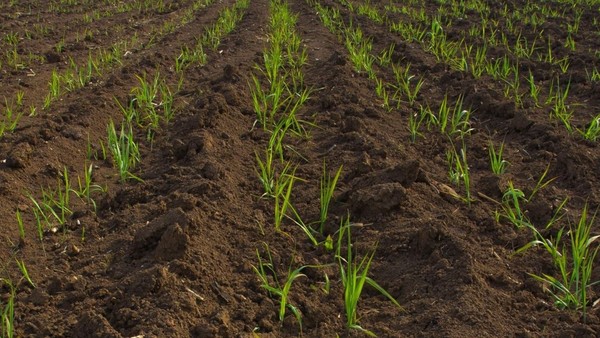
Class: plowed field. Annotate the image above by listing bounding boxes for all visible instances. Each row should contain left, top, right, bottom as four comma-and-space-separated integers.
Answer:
1, 0, 600, 337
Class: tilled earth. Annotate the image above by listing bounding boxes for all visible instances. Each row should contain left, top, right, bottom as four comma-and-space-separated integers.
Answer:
1, 0, 600, 337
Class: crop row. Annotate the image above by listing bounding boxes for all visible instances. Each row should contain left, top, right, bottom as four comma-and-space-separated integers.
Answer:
310, 0, 600, 323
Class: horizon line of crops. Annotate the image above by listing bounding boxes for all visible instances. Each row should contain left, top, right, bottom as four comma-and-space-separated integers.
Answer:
0, 0, 220, 140
1, 0, 215, 113
0, 0, 193, 72
42, 0, 216, 110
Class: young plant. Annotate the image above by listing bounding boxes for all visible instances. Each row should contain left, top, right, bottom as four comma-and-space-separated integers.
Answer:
499, 181, 529, 228
527, 70, 541, 107
318, 163, 343, 234
15, 259, 35, 288
107, 120, 142, 182
253, 243, 306, 332
15, 210, 25, 243
407, 108, 426, 142
255, 147, 276, 197
578, 115, 600, 142
488, 140, 508, 174
273, 165, 298, 231
392, 63, 424, 106
517, 204, 600, 321
72, 163, 106, 212
446, 138, 472, 205
336, 216, 403, 336
1, 278, 15, 338
550, 79, 573, 133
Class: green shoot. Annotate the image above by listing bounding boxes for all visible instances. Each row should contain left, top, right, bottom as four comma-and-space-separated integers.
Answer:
15, 210, 24, 243
336, 216, 403, 336
15, 259, 35, 288
1, 278, 15, 338
107, 120, 142, 182
274, 165, 297, 231
255, 148, 276, 197
253, 243, 306, 333
319, 163, 343, 234
517, 204, 600, 321
446, 138, 472, 205
488, 140, 508, 175
578, 115, 600, 142
72, 163, 106, 212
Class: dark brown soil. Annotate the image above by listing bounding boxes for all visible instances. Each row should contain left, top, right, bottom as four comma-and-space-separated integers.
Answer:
1, 0, 600, 337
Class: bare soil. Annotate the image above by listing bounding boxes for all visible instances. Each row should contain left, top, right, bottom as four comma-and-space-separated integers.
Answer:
1, 0, 600, 337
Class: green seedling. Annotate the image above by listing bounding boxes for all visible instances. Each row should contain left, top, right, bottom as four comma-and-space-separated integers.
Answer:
15, 91, 23, 107
253, 243, 306, 333
1, 278, 15, 338
498, 164, 556, 228
446, 139, 472, 205
107, 120, 142, 182
1, 98, 23, 136
430, 94, 471, 136
527, 70, 541, 107
274, 165, 298, 231
15, 259, 35, 288
336, 216, 403, 336
377, 44, 395, 67
488, 140, 508, 174
499, 181, 529, 228
15, 210, 24, 243
555, 57, 570, 74
578, 115, 600, 142
72, 163, 106, 212
549, 79, 573, 133
256, 147, 276, 197
391, 63, 424, 106
517, 203, 599, 321
408, 108, 426, 142
319, 163, 343, 234
345, 27, 375, 77
27, 170, 73, 237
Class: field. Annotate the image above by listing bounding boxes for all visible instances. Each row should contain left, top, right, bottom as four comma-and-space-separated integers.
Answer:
1, 0, 600, 336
